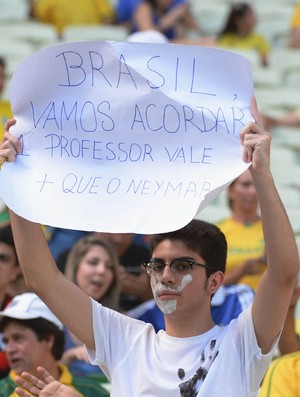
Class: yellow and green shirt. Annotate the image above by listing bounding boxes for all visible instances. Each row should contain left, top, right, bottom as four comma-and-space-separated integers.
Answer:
0, 100, 12, 142
0, 364, 109, 397
217, 217, 266, 290
33, 0, 115, 35
218, 32, 270, 57
259, 352, 300, 397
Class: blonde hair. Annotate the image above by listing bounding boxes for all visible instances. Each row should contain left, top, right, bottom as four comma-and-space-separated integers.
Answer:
64, 235, 121, 311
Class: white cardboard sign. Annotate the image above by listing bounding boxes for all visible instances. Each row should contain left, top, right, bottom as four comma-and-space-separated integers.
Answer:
0, 41, 252, 233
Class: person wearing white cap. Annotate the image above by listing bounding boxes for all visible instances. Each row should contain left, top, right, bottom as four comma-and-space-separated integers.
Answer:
0, 293, 109, 397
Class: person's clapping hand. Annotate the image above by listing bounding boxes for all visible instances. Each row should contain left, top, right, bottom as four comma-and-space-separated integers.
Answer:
15, 367, 80, 397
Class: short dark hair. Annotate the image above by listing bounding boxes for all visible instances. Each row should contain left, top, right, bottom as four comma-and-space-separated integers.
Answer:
150, 219, 227, 277
0, 317, 65, 360
0, 224, 18, 266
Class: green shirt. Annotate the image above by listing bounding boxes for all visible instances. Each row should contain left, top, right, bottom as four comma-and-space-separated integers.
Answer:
0, 365, 110, 397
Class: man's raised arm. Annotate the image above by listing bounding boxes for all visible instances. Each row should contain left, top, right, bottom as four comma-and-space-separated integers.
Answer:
242, 98, 299, 353
1, 120, 95, 351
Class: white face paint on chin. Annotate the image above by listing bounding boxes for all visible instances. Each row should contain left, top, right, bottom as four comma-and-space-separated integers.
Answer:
151, 274, 193, 315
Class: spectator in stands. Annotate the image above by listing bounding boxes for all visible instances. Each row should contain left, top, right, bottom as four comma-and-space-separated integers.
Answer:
55, 230, 150, 312
117, 0, 201, 40
28, 0, 116, 37
277, 282, 300, 356
290, 2, 300, 48
259, 283, 300, 397
61, 234, 120, 377
217, 169, 266, 291
95, 232, 151, 311
0, 292, 109, 396
0, 57, 12, 141
218, 3, 270, 66
0, 201, 9, 228
5, 270, 30, 300
0, 225, 20, 378
259, 352, 300, 397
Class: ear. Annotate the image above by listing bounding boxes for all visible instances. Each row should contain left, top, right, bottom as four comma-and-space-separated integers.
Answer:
207, 271, 224, 296
42, 334, 55, 354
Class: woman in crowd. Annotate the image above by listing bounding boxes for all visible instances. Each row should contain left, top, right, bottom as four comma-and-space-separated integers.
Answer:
60, 234, 120, 377
218, 3, 270, 66
217, 169, 266, 291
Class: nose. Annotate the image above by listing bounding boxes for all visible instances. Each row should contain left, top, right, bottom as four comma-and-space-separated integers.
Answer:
95, 262, 109, 274
4, 339, 15, 354
159, 264, 176, 284
248, 184, 258, 199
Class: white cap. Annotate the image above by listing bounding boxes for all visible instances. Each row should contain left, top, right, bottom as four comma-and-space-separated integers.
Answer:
0, 292, 63, 330
127, 30, 169, 44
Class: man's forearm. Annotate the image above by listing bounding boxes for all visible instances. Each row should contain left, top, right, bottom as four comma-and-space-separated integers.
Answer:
251, 170, 299, 281
9, 209, 60, 292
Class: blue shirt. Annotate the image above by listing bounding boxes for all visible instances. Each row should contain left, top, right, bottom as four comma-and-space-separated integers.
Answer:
117, 0, 186, 39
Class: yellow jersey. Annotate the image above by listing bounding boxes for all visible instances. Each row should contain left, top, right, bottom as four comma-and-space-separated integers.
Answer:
217, 217, 266, 290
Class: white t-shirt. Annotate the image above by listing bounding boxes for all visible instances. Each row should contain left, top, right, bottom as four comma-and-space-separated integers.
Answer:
87, 299, 276, 397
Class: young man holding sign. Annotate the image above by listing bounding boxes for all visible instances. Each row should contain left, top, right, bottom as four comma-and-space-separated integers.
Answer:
0, 98, 299, 397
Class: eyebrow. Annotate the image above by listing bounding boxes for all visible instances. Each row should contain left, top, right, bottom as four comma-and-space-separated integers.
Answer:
151, 256, 197, 262
2, 332, 25, 343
